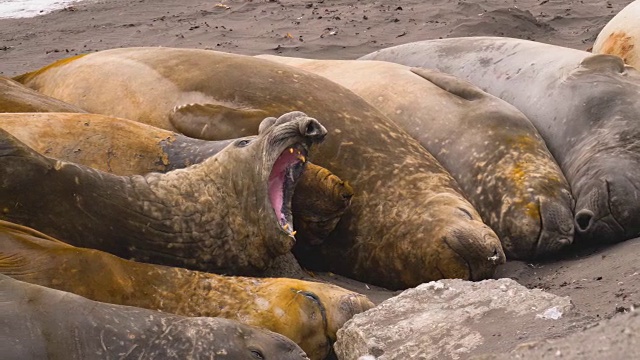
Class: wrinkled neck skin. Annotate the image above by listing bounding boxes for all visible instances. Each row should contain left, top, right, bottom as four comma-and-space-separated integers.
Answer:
0, 136, 285, 274
127, 153, 275, 272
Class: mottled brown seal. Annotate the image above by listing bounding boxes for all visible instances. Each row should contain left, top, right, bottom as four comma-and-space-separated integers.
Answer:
0, 274, 309, 360
593, 0, 640, 69
257, 55, 575, 260
14, 47, 505, 289
0, 112, 352, 246
362, 37, 640, 244
0, 220, 373, 360
0, 111, 326, 275
0, 75, 86, 113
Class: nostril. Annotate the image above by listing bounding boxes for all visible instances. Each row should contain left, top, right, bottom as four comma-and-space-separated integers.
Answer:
301, 119, 327, 139
575, 209, 594, 232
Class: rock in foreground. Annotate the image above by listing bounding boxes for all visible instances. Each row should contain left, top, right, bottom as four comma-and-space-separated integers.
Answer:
334, 278, 576, 359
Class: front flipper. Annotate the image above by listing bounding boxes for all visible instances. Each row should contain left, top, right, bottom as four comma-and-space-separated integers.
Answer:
169, 103, 269, 140
578, 54, 626, 73
410, 67, 485, 101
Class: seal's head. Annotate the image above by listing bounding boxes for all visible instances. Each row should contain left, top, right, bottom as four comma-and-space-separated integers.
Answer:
212, 111, 327, 270
573, 163, 640, 243
246, 278, 373, 360
567, 60, 640, 243
292, 163, 354, 245
425, 195, 506, 283
227, 320, 311, 360
363, 193, 505, 290
485, 133, 576, 259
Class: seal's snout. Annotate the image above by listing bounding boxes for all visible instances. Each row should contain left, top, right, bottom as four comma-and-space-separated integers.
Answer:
534, 196, 575, 257
573, 177, 636, 242
575, 209, 595, 232
299, 117, 327, 142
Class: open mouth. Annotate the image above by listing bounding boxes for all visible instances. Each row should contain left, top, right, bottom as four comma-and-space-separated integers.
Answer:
268, 143, 308, 237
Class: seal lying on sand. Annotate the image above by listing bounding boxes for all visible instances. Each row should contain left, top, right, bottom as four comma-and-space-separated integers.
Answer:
0, 274, 309, 360
0, 111, 327, 275
0, 112, 353, 247
14, 47, 505, 289
593, 0, 640, 69
258, 55, 575, 260
0, 76, 85, 113
362, 37, 640, 244
0, 220, 373, 360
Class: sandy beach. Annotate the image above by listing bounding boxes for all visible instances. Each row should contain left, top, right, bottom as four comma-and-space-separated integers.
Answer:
1, 0, 639, 357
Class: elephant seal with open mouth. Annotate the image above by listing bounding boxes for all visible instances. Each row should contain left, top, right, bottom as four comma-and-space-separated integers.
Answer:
0, 111, 326, 275
362, 37, 640, 244
0, 112, 352, 247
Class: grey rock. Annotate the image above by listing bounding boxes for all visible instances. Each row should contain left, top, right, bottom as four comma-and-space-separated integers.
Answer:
334, 278, 576, 360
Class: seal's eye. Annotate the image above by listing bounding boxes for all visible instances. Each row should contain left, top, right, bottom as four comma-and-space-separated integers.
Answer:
250, 349, 264, 360
300, 291, 321, 306
235, 139, 252, 147
457, 207, 473, 220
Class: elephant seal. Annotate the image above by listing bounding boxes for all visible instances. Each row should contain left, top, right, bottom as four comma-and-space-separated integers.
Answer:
0, 112, 352, 246
0, 220, 372, 360
593, 0, 640, 69
258, 55, 575, 260
362, 36, 640, 244
0, 274, 309, 360
0, 76, 86, 113
14, 47, 505, 289
0, 111, 327, 275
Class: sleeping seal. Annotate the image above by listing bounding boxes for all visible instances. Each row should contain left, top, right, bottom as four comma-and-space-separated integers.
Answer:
362, 36, 640, 244
0, 274, 309, 360
0, 220, 372, 360
258, 55, 575, 260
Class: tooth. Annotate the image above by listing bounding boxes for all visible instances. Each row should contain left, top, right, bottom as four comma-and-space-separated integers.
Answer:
289, 148, 294, 153
283, 224, 289, 230
298, 155, 306, 162
291, 230, 297, 236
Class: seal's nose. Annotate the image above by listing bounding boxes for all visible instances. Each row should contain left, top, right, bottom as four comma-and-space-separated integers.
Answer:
299, 118, 327, 142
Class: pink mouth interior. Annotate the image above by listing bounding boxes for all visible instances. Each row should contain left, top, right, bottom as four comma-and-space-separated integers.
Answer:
268, 148, 300, 229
